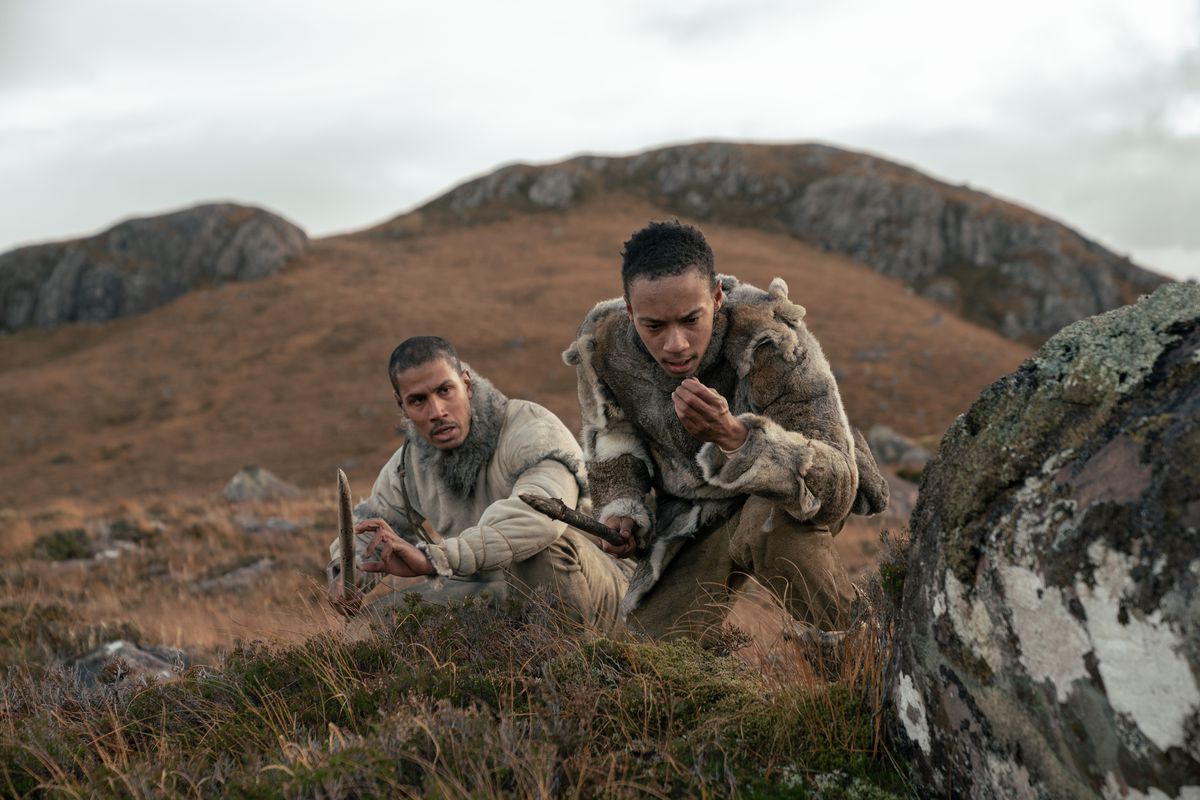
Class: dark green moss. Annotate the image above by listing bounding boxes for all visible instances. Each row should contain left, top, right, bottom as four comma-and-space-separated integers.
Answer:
108, 518, 159, 545
31, 527, 91, 560
2, 598, 911, 798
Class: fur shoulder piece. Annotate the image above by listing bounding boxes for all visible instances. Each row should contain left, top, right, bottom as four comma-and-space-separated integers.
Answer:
563, 297, 625, 367
723, 275, 810, 378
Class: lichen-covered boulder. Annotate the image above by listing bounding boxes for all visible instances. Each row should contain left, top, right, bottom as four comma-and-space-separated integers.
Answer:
892, 283, 1200, 799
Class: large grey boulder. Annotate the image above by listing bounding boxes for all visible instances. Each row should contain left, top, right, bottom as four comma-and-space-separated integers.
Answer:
892, 283, 1200, 798
0, 203, 308, 331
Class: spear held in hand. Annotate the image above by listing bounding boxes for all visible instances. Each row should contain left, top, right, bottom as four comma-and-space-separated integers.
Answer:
519, 494, 628, 548
337, 468, 355, 595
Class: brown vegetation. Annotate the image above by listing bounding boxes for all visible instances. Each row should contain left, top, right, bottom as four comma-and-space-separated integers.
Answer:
0, 195, 1029, 511
0, 185, 1031, 796
0, 490, 914, 797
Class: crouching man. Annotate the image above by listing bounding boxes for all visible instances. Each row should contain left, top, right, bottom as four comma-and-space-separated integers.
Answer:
564, 221, 888, 639
328, 336, 628, 632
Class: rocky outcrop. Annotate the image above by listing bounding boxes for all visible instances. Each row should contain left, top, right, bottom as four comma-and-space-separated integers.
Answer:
68, 639, 187, 687
891, 283, 1200, 798
222, 465, 302, 503
0, 203, 308, 331
867, 424, 932, 480
387, 142, 1167, 342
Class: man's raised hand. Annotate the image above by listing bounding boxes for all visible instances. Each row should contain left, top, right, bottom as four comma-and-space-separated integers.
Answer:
357, 518, 437, 577
671, 377, 748, 452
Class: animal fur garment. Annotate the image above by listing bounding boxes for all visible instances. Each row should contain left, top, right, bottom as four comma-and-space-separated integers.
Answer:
565, 275, 887, 610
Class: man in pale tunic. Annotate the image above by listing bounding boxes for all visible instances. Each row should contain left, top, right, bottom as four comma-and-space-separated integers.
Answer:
328, 336, 627, 631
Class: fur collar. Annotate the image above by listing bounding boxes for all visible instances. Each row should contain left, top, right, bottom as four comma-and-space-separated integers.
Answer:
405, 366, 509, 499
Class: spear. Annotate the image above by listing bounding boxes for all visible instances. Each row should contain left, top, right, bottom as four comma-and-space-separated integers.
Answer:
337, 468, 355, 596
519, 494, 628, 548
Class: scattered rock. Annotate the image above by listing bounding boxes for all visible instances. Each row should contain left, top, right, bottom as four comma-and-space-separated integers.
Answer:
0, 203, 308, 332
892, 283, 1200, 799
222, 465, 301, 503
867, 425, 931, 468
93, 540, 137, 561
193, 557, 276, 593
67, 639, 187, 687
233, 513, 304, 534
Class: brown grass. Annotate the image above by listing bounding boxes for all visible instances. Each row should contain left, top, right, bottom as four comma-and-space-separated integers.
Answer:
0, 194, 1028, 512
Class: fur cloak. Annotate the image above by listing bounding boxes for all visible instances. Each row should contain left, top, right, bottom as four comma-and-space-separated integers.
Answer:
564, 275, 887, 611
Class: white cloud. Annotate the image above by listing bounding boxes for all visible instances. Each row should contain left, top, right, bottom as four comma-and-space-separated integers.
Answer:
1, 0, 1198, 280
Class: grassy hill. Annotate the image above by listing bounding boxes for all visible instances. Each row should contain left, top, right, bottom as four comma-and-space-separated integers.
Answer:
0, 195, 1029, 511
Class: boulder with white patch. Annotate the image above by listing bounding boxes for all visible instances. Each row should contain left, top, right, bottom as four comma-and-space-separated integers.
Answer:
892, 282, 1200, 799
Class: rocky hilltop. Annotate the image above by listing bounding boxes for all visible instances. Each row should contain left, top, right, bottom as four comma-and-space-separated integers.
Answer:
0, 203, 308, 332
382, 142, 1168, 343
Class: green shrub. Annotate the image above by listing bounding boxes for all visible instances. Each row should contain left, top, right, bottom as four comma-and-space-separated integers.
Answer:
0, 597, 913, 798
31, 527, 91, 560
109, 518, 160, 545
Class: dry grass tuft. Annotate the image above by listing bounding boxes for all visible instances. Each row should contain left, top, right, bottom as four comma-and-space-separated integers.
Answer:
0, 495, 915, 798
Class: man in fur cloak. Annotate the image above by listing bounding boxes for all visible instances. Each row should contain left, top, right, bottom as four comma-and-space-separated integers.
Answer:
564, 221, 888, 638
327, 336, 628, 631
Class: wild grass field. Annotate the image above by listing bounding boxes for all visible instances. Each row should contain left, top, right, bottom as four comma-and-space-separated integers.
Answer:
0, 491, 914, 798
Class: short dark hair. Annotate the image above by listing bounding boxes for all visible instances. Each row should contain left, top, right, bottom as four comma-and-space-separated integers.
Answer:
388, 336, 463, 393
621, 220, 716, 295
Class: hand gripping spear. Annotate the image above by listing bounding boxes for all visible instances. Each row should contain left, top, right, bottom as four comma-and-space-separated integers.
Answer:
519, 494, 628, 548
336, 468, 355, 597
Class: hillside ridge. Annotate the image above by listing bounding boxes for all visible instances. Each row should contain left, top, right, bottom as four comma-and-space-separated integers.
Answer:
0, 203, 308, 332
378, 141, 1168, 343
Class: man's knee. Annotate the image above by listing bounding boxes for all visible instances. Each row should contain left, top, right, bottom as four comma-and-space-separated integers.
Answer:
507, 532, 627, 631
729, 497, 859, 629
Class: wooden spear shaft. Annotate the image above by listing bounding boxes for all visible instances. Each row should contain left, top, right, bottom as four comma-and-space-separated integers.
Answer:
337, 469, 355, 595
519, 494, 628, 548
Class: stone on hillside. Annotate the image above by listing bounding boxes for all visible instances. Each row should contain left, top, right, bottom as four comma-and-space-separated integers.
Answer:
867, 424, 931, 466
0, 203, 308, 331
222, 465, 301, 503
233, 513, 304, 533
892, 283, 1200, 799
193, 557, 276, 593
68, 640, 187, 687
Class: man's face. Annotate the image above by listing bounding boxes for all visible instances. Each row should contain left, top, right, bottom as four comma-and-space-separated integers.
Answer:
626, 268, 724, 379
393, 358, 473, 450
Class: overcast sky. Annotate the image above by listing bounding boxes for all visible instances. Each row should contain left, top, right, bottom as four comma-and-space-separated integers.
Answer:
2, 0, 1198, 280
